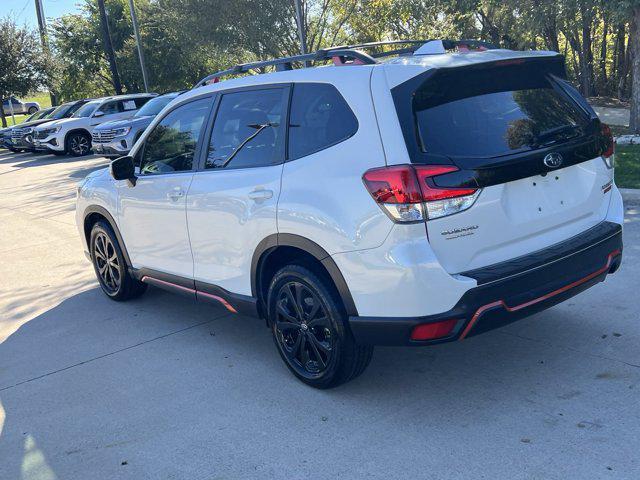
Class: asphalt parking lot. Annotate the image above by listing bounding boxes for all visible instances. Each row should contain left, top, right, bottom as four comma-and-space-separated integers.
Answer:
0, 149, 639, 480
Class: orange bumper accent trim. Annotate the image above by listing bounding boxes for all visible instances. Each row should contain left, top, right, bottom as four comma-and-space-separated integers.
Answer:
459, 249, 621, 340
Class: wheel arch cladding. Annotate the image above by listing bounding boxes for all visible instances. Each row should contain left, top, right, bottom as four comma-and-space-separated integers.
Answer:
252, 234, 359, 318
66, 128, 92, 145
83, 205, 132, 267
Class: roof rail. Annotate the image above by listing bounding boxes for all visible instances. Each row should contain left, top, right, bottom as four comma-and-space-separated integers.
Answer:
193, 39, 499, 88
193, 47, 377, 88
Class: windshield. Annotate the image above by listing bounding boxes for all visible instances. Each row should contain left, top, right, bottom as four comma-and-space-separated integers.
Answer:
134, 95, 177, 117
36, 109, 52, 119
72, 101, 100, 118
413, 66, 588, 158
49, 103, 75, 120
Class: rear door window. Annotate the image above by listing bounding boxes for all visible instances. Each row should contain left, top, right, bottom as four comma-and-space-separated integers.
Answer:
205, 87, 287, 169
121, 99, 138, 111
97, 101, 121, 115
413, 66, 589, 158
287, 83, 358, 160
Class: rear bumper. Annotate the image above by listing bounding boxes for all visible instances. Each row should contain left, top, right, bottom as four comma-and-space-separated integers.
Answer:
349, 221, 622, 346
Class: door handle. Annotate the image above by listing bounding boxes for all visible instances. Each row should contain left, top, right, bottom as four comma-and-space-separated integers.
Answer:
167, 188, 185, 201
248, 189, 273, 201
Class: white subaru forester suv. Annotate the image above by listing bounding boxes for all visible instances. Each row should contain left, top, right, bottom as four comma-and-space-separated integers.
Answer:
76, 40, 623, 388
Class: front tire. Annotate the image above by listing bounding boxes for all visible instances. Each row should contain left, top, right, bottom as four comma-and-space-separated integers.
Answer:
267, 264, 373, 389
90, 220, 147, 301
66, 132, 92, 157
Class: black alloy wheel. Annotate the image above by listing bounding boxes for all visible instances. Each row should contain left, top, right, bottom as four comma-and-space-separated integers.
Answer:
274, 280, 335, 377
268, 264, 373, 388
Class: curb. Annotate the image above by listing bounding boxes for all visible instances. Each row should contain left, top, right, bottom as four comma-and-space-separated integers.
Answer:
615, 135, 640, 145
621, 188, 640, 202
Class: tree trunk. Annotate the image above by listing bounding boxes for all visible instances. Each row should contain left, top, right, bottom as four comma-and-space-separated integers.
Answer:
580, 1, 595, 96
543, 16, 560, 52
614, 23, 626, 96
599, 17, 608, 91
623, 34, 632, 99
630, 7, 640, 133
0, 96, 6, 129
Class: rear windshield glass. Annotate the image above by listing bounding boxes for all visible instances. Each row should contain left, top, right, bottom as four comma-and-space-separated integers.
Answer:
413, 66, 589, 158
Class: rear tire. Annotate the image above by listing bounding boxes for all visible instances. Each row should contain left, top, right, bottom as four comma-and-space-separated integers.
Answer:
267, 264, 373, 389
28, 106, 38, 115
66, 132, 92, 157
90, 220, 147, 301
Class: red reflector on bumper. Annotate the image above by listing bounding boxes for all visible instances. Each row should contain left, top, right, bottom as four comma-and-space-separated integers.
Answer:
411, 319, 457, 341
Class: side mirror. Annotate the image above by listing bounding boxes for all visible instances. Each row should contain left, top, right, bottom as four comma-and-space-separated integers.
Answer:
110, 156, 137, 186
93, 111, 105, 118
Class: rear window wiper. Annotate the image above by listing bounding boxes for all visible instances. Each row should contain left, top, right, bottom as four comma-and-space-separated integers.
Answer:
533, 124, 582, 147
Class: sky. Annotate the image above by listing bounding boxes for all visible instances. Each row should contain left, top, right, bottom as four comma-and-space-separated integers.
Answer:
1, 0, 82, 29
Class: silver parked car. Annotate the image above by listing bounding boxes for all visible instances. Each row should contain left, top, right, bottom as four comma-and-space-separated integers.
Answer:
2, 96, 40, 116
91, 91, 184, 158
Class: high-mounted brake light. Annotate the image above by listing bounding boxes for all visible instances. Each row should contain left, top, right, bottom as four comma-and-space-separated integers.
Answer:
601, 123, 615, 169
362, 165, 481, 222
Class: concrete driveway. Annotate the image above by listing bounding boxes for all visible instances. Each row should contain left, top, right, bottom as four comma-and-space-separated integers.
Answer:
593, 106, 630, 127
0, 150, 639, 480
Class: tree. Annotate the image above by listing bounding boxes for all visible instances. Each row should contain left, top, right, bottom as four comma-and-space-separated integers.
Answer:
0, 18, 48, 127
608, 0, 640, 133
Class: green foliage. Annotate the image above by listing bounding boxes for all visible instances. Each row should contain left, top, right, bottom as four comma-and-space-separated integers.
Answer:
0, 17, 49, 126
615, 145, 640, 189
42, 0, 636, 108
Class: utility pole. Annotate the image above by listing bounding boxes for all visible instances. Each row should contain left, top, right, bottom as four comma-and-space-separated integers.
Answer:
128, 0, 149, 92
294, 0, 309, 66
97, 0, 123, 94
34, 0, 57, 106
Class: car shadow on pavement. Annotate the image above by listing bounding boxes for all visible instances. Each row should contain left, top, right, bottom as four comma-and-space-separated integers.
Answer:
2, 282, 638, 478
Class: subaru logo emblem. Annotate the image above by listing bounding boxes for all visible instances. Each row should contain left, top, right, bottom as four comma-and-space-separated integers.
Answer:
543, 153, 563, 169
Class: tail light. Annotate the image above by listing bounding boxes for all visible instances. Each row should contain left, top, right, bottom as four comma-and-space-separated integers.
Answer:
362, 164, 480, 222
601, 123, 615, 169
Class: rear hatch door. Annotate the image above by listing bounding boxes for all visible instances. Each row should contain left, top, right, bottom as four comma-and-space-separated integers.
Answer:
392, 55, 614, 273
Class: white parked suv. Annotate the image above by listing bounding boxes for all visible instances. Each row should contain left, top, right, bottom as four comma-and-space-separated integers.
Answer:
34, 93, 156, 156
76, 40, 623, 388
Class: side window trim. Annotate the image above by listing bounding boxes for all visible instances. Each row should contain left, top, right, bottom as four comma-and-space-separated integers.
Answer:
136, 94, 216, 177
196, 83, 292, 172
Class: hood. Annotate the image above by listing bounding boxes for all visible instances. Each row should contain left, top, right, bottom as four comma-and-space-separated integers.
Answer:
36, 117, 79, 130
16, 118, 59, 129
94, 116, 152, 131
86, 166, 110, 180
